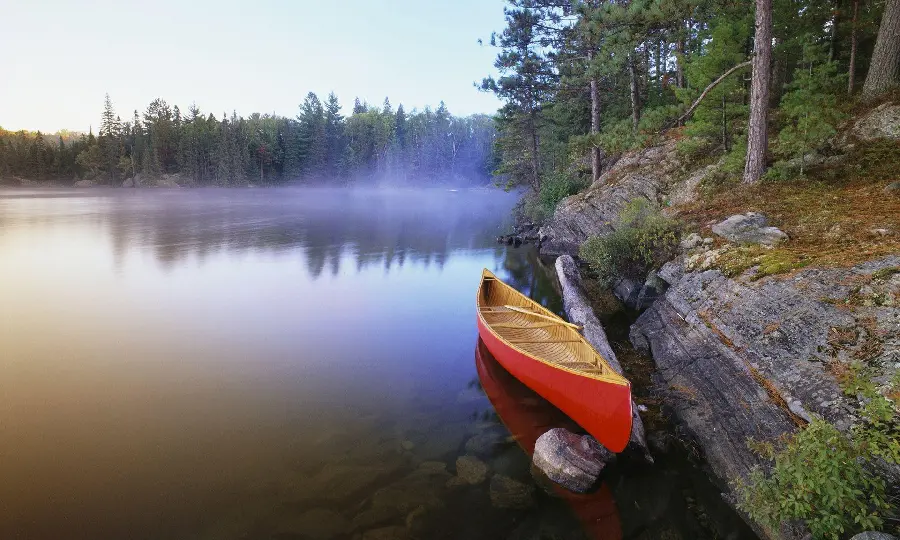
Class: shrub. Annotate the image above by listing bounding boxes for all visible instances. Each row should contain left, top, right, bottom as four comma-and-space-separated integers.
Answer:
774, 37, 846, 174
579, 199, 681, 285
596, 118, 642, 155
515, 172, 589, 225
539, 172, 588, 217
735, 419, 890, 540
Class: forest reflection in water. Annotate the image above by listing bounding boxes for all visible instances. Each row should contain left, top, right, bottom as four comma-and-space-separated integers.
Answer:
0, 187, 750, 539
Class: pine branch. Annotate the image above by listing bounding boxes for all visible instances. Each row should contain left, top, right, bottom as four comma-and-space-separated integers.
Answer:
665, 60, 752, 130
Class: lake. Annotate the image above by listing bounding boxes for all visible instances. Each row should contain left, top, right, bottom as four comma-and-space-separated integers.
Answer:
0, 187, 753, 540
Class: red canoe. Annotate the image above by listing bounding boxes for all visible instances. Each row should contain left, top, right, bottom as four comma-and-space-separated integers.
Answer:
476, 268, 633, 453
475, 339, 622, 540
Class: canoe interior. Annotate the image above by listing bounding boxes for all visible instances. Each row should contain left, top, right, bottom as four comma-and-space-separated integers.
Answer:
477, 269, 628, 386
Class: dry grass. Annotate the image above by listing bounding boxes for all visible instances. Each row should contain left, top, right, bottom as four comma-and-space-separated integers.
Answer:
697, 310, 737, 349
670, 383, 699, 402
676, 139, 900, 273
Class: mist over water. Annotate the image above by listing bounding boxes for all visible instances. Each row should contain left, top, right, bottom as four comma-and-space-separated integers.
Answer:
0, 186, 752, 540
0, 187, 552, 539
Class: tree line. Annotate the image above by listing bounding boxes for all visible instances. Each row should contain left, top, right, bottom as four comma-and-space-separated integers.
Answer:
482, 0, 900, 203
0, 93, 497, 186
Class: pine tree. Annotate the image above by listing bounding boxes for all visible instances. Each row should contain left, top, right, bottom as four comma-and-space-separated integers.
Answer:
743, 0, 773, 184
862, 0, 900, 99
776, 38, 846, 173
480, 6, 557, 191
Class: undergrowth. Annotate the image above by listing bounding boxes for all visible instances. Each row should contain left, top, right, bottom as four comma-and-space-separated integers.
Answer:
736, 365, 899, 539
580, 199, 681, 285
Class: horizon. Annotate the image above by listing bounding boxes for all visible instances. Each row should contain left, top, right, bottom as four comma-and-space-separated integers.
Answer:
1, 0, 505, 133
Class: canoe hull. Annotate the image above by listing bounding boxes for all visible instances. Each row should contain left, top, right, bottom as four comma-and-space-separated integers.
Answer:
477, 315, 632, 453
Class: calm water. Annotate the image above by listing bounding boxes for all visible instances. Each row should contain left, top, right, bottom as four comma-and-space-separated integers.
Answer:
0, 187, 752, 540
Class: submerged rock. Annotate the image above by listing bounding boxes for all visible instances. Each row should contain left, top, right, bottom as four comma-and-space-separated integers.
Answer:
489, 474, 535, 509
361, 526, 410, 540
275, 508, 349, 540
463, 428, 509, 457
711, 212, 788, 247
455, 455, 489, 484
288, 462, 399, 504
353, 464, 450, 529
531, 428, 613, 493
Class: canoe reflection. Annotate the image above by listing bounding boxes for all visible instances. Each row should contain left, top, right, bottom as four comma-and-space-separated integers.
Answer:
475, 339, 623, 540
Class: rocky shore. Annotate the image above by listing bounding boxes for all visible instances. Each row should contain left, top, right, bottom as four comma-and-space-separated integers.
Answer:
534, 103, 900, 539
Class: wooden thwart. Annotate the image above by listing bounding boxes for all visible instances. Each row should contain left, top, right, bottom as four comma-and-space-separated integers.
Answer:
480, 305, 582, 331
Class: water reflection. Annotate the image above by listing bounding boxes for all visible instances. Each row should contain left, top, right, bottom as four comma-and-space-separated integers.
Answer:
0, 188, 514, 276
475, 339, 623, 540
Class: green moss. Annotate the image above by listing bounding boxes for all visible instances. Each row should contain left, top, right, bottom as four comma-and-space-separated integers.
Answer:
712, 247, 808, 279
872, 266, 900, 280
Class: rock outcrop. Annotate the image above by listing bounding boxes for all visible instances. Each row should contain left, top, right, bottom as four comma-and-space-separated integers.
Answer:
556, 254, 653, 461
711, 212, 788, 246
74, 179, 95, 188
850, 533, 900, 540
845, 102, 900, 141
538, 140, 680, 258
531, 428, 613, 492
630, 255, 900, 538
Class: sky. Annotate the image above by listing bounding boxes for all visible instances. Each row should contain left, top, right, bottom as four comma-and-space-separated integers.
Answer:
0, 0, 506, 133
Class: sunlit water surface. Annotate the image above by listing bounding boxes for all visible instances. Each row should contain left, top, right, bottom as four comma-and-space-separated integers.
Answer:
1, 187, 752, 540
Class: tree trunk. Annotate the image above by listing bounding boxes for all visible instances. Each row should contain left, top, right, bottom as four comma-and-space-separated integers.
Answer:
629, 51, 641, 132
722, 94, 729, 152
528, 112, 541, 193
829, 0, 842, 62
743, 0, 773, 185
770, 37, 786, 105
588, 51, 602, 183
849, 0, 860, 94
862, 0, 900, 100
656, 39, 665, 97
676, 37, 685, 89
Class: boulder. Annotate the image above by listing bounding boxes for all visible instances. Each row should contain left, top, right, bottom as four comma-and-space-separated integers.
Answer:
711, 212, 788, 246
555, 255, 653, 461
531, 428, 613, 493
845, 103, 900, 141
74, 179, 95, 188
455, 455, 488, 484
122, 178, 135, 188
489, 474, 535, 509
884, 181, 900, 196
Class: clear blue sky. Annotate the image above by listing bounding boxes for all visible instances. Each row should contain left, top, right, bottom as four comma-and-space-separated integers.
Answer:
1, 0, 506, 133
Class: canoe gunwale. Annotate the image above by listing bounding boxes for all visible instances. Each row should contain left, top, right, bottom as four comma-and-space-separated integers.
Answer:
476, 269, 629, 387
